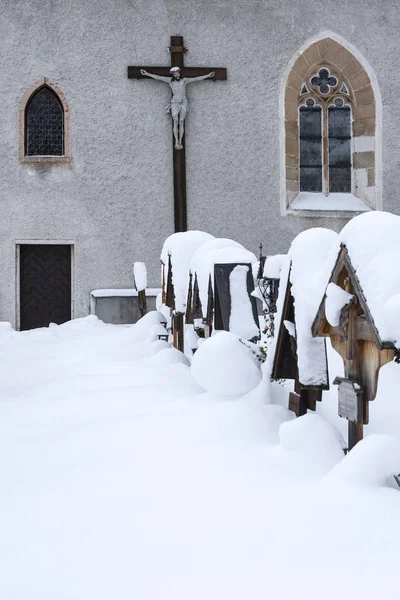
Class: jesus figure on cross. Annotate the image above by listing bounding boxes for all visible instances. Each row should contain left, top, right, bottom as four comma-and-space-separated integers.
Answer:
140, 66, 215, 150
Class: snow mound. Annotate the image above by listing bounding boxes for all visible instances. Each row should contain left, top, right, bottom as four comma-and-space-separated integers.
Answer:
325, 434, 400, 487
190, 331, 262, 396
145, 347, 190, 367
133, 262, 147, 291
146, 324, 170, 342
130, 311, 167, 342
0, 322, 15, 335
279, 413, 346, 470
263, 254, 286, 279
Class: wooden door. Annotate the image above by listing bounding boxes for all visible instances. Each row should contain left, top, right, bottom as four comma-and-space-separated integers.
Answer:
19, 244, 72, 330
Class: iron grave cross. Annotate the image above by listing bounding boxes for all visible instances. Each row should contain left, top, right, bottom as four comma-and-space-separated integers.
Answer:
128, 36, 227, 232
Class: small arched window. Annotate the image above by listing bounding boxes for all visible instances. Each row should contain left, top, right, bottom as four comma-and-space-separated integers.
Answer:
25, 86, 64, 156
20, 79, 70, 164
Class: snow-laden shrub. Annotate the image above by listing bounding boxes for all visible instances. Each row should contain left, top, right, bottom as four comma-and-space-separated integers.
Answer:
190, 331, 261, 396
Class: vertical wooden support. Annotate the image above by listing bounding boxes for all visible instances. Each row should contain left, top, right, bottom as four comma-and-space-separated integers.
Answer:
173, 312, 184, 353
138, 289, 147, 317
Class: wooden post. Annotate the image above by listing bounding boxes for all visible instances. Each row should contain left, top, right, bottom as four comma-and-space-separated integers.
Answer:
173, 312, 184, 353
138, 289, 147, 317
170, 36, 187, 233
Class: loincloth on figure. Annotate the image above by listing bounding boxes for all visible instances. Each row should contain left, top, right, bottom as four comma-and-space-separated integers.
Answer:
166, 99, 188, 118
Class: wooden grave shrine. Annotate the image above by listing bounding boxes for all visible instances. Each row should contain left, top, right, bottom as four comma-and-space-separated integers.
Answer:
312, 244, 395, 450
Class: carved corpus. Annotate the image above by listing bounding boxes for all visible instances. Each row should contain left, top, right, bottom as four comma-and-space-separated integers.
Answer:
312, 245, 395, 449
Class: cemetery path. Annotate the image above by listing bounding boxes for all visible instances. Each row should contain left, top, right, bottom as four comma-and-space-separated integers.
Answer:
0, 316, 399, 600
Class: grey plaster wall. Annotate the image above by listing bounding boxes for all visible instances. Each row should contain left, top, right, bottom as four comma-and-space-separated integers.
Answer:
0, 0, 398, 327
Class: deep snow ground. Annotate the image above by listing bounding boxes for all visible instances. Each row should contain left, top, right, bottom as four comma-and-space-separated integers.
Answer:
0, 316, 400, 600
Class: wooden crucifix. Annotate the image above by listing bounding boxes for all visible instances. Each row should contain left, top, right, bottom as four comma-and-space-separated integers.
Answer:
128, 35, 227, 233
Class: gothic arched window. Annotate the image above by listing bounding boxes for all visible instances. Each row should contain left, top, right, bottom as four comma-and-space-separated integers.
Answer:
25, 86, 64, 156
20, 79, 70, 164
284, 37, 379, 212
299, 68, 352, 194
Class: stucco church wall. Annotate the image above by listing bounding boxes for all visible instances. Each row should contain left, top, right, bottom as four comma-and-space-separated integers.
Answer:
0, 0, 398, 326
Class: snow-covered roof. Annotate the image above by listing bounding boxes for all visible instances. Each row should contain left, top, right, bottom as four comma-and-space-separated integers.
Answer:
335, 211, 400, 347
189, 238, 257, 317
270, 228, 338, 387
160, 231, 214, 313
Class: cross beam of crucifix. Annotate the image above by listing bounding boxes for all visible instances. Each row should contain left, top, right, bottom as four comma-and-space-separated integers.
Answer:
128, 35, 227, 233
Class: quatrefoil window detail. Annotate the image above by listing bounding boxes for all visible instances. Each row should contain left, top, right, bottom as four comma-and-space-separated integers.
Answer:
310, 68, 338, 95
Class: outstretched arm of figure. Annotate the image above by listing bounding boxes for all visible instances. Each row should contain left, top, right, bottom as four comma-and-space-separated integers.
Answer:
186, 71, 215, 83
140, 69, 170, 82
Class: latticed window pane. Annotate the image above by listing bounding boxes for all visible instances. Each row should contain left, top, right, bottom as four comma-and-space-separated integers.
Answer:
25, 87, 64, 156
299, 103, 322, 192
328, 105, 351, 193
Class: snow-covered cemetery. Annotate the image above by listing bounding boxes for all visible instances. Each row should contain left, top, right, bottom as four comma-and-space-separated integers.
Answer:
2, 2, 400, 598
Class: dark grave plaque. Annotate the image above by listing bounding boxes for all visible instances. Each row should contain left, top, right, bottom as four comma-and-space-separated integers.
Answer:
213, 263, 259, 339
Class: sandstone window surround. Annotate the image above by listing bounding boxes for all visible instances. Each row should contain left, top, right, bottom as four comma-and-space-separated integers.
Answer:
19, 78, 70, 165
281, 35, 381, 217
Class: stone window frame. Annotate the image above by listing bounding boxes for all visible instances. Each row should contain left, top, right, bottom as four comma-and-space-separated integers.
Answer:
19, 78, 71, 165
280, 33, 382, 216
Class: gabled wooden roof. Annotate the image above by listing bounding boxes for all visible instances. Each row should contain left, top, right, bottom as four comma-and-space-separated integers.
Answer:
312, 244, 394, 351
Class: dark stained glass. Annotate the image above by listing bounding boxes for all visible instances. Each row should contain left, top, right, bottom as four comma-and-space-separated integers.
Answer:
328, 105, 351, 193
25, 87, 64, 156
310, 68, 338, 95
299, 103, 322, 192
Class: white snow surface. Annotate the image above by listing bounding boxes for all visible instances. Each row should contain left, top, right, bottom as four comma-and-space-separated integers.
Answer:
229, 265, 260, 340
133, 261, 147, 291
191, 330, 262, 396
325, 282, 354, 327
91, 288, 160, 297
1, 315, 400, 599
339, 211, 400, 346
290, 192, 371, 212
189, 238, 256, 317
268, 228, 339, 386
263, 254, 286, 279
161, 231, 214, 313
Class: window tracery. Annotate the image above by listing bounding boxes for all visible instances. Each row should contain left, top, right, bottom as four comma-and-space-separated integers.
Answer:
298, 66, 352, 195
